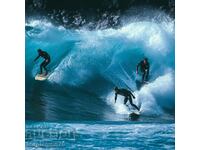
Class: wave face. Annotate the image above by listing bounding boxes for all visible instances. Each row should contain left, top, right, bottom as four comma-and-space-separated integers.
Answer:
25, 12, 174, 121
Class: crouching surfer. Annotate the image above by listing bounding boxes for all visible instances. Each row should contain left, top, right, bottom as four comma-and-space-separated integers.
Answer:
114, 87, 140, 111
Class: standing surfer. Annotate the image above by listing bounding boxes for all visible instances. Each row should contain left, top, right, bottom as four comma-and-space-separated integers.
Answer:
136, 57, 150, 83
34, 49, 51, 76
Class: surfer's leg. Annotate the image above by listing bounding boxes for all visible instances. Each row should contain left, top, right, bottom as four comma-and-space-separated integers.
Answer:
129, 97, 140, 111
142, 72, 145, 82
40, 61, 46, 74
43, 59, 50, 75
145, 70, 149, 81
124, 97, 128, 105
43, 65, 48, 75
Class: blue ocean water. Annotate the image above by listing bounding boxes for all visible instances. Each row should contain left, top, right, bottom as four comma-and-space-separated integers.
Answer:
26, 121, 174, 149
26, 18, 174, 120
25, 10, 175, 149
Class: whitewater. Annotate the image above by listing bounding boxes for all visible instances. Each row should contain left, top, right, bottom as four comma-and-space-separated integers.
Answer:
25, 13, 174, 121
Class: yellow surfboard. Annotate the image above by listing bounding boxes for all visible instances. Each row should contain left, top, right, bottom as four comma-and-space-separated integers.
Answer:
35, 74, 48, 81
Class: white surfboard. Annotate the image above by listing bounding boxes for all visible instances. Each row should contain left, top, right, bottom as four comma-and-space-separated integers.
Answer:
35, 74, 48, 81
130, 110, 140, 115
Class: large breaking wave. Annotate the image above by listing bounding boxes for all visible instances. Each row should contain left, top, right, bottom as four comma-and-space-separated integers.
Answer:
26, 12, 174, 121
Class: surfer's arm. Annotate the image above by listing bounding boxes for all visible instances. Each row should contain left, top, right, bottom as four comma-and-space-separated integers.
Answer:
136, 62, 140, 74
147, 63, 150, 72
145, 63, 150, 77
34, 55, 40, 62
115, 93, 118, 103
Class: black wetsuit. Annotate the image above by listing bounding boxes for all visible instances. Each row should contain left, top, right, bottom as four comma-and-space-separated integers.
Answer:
137, 60, 150, 82
115, 88, 140, 111
34, 51, 51, 75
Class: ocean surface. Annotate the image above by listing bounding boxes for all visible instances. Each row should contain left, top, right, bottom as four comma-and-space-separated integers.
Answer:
26, 121, 174, 149
25, 4, 175, 149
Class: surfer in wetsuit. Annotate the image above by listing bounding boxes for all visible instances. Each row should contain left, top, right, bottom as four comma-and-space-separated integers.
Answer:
34, 49, 51, 75
136, 57, 150, 83
114, 87, 140, 111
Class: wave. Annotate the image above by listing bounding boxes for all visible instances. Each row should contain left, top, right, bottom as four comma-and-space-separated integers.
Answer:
26, 0, 175, 29
25, 13, 175, 120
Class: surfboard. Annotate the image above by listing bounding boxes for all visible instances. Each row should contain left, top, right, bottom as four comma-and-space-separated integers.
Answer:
129, 111, 140, 120
135, 80, 149, 90
35, 74, 48, 81
126, 104, 140, 120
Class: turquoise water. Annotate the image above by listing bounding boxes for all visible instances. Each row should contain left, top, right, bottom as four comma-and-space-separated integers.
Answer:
26, 121, 174, 149
26, 18, 175, 121
25, 10, 175, 149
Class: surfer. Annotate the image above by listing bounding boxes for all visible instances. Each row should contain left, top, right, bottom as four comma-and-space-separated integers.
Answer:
34, 49, 51, 75
114, 87, 140, 111
136, 57, 150, 83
